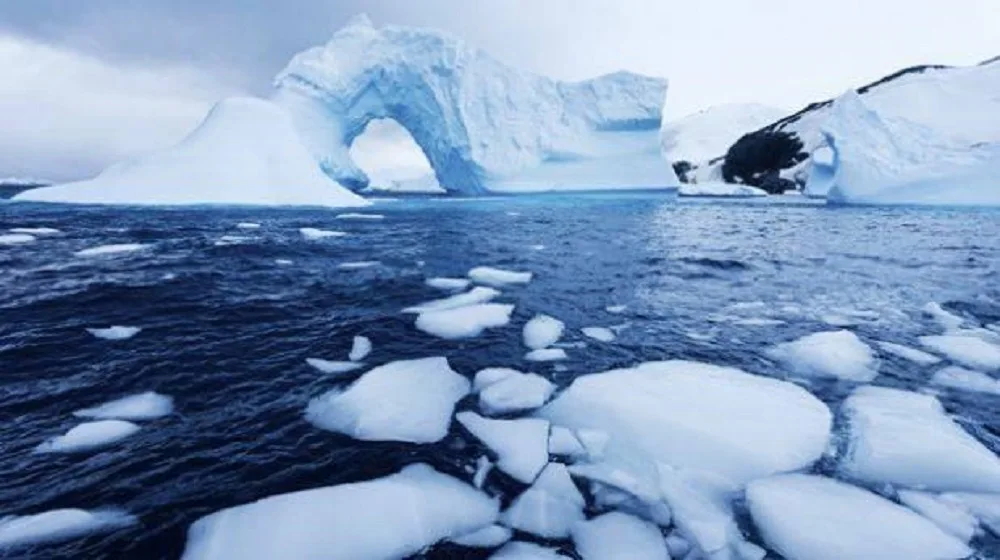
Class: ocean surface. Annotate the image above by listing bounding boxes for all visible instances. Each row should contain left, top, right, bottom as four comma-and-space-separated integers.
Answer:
1, 193, 999, 559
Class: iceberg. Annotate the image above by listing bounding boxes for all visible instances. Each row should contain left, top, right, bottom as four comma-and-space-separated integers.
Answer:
74, 391, 174, 421
766, 330, 879, 382
456, 412, 549, 483
85, 326, 142, 341
182, 464, 498, 560
499, 463, 585, 538
35, 420, 141, 453
571, 512, 669, 560
0, 509, 136, 549
273, 16, 677, 194
16, 97, 368, 208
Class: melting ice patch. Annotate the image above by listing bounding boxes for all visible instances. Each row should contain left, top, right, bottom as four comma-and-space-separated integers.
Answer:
74, 244, 149, 257
36, 420, 141, 453
74, 391, 174, 421
468, 267, 533, 287
0, 509, 137, 549
86, 326, 142, 341
415, 304, 515, 340
767, 330, 879, 382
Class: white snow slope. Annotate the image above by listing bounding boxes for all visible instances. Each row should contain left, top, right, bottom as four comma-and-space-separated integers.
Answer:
15, 97, 368, 208
273, 15, 678, 194
660, 103, 786, 164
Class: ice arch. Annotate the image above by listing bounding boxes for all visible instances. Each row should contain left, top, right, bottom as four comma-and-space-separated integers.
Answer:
273, 15, 678, 194
349, 118, 442, 193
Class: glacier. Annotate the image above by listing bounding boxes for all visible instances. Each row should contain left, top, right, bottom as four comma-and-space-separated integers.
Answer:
273, 15, 678, 194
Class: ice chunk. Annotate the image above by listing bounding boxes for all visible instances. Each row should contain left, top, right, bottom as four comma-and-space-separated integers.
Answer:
523, 315, 565, 350
500, 463, 585, 538
182, 464, 497, 560
473, 368, 520, 392
306, 357, 468, 443
85, 326, 142, 341
236, 222, 261, 229
766, 330, 879, 382
9, 227, 60, 235
74, 391, 173, 421
576, 429, 612, 461
747, 474, 971, 560
606, 305, 627, 314
657, 464, 751, 559
305, 358, 363, 376
840, 386, 1000, 492
898, 490, 979, 543
214, 235, 252, 246
349, 336, 372, 361
449, 524, 512, 548
571, 512, 669, 560
403, 287, 500, 313
469, 267, 533, 287
299, 228, 346, 240
338, 261, 380, 270
549, 426, 587, 457
415, 304, 514, 340
74, 243, 149, 257
336, 213, 385, 220
876, 340, 942, 365
275, 259, 293, 265
539, 361, 832, 485
0, 233, 35, 245
920, 335, 1000, 371
581, 327, 616, 343
456, 412, 549, 483
35, 420, 141, 453
525, 348, 568, 362
491, 542, 570, 559
931, 366, 1000, 395
0, 509, 136, 549
678, 183, 767, 197
479, 372, 555, 415
426, 277, 471, 291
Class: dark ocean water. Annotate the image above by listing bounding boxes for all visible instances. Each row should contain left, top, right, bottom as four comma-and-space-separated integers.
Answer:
1, 193, 999, 559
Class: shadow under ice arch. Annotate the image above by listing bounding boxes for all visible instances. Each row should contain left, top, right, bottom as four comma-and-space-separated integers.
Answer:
273, 15, 678, 195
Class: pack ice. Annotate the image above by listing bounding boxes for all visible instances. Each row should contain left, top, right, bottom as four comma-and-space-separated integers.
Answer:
273, 15, 678, 194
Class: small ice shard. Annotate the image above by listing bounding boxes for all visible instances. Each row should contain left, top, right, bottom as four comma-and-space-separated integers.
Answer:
571, 512, 669, 560
74, 391, 173, 421
840, 386, 1000, 492
747, 474, 971, 560
473, 368, 520, 392
924, 302, 967, 332
0, 233, 36, 245
349, 336, 372, 362
35, 420, 141, 453
523, 315, 565, 350
876, 340, 942, 365
605, 305, 627, 314
306, 357, 469, 443
214, 235, 251, 246
86, 326, 142, 341
416, 304, 515, 340
236, 222, 261, 229
581, 327, 616, 343
473, 455, 493, 489
931, 366, 1000, 395
449, 524, 512, 548
275, 259, 293, 265
500, 463, 585, 538
766, 330, 879, 382
478, 372, 555, 415
182, 464, 498, 560
898, 490, 979, 543
299, 227, 346, 240
491, 542, 569, 559
524, 348, 567, 362
0, 509, 136, 549
425, 277, 471, 291
468, 266, 533, 287
305, 358, 364, 376
336, 213, 385, 220
74, 243, 149, 257
338, 261, 380, 270
548, 426, 586, 457
404, 287, 500, 313
456, 412, 549, 483
9, 227, 60, 235
920, 335, 1000, 371
530, 244, 545, 251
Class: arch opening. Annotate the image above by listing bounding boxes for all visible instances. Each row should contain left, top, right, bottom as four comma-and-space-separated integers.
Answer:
348, 118, 443, 194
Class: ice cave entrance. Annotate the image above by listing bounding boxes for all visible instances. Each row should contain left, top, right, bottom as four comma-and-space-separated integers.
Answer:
348, 119, 444, 194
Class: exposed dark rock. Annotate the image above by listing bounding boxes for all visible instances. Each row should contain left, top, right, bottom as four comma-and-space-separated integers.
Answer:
721, 131, 804, 186
672, 160, 693, 183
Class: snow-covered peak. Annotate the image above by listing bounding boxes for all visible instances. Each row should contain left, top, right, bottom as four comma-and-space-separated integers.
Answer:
661, 103, 786, 164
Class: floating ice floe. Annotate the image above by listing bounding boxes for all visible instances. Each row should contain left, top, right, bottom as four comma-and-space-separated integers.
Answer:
299, 228, 346, 240
746, 474, 971, 560
74, 391, 174, 421
478, 371, 555, 415
897, 490, 979, 543
74, 243, 149, 257
0, 508, 137, 549
425, 277, 471, 291
306, 358, 468, 443
275, 259, 293, 265
85, 326, 142, 341
523, 315, 565, 350
36, 420, 141, 453
449, 524, 512, 548
468, 266, 533, 287
539, 361, 832, 485
500, 463, 585, 538
338, 261, 380, 270
840, 386, 1000, 492
415, 304, 515, 340
336, 213, 385, 220
305, 358, 363, 376
349, 336, 372, 362
571, 512, 670, 560
525, 348, 568, 362
491, 541, 569, 559
876, 340, 942, 365
931, 366, 1000, 396
473, 368, 519, 392
456, 412, 549, 483
581, 327, 616, 343
0, 233, 36, 245
214, 235, 253, 246
9, 227, 60, 235
236, 222, 261, 229
766, 330, 879, 382
182, 464, 497, 560
606, 305, 627, 314
404, 287, 500, 313
920, 335, 1000, 371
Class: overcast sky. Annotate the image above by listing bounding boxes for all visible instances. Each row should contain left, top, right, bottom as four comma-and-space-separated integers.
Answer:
2, 0, 998, 181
